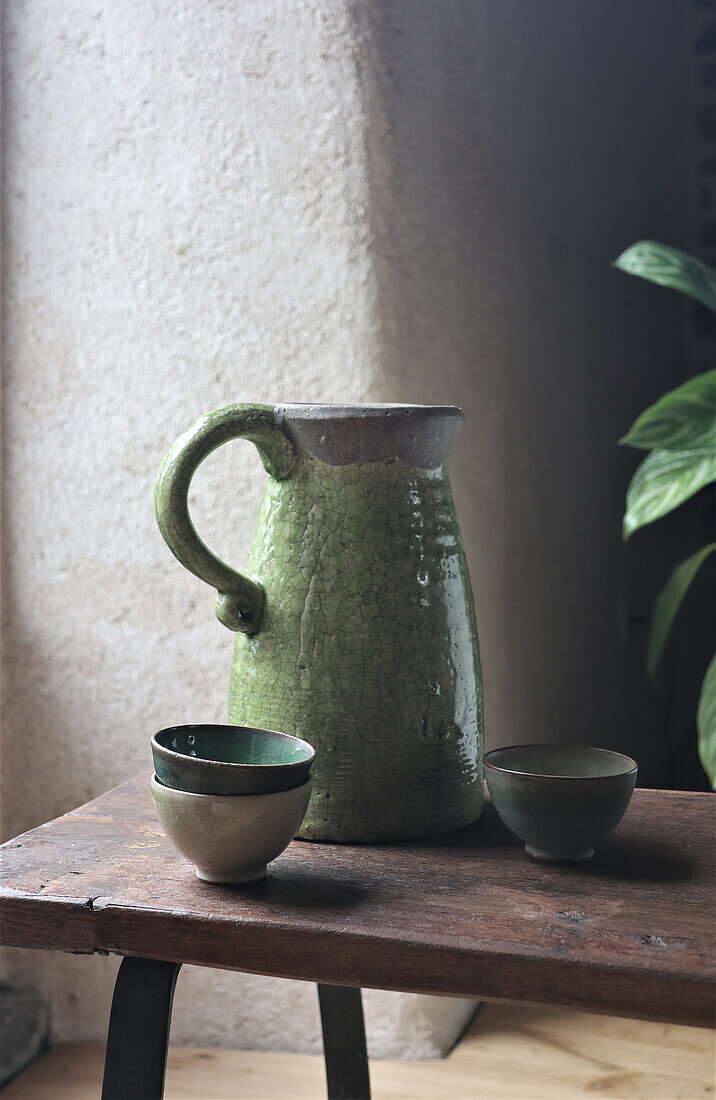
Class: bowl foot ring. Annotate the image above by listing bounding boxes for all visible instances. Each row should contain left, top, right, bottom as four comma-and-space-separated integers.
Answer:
525, 845, 595, 864
195, 864, 267, 884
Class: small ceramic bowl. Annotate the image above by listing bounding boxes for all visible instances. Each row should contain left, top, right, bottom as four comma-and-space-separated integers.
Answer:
484, 744, 638, 863
150, 773, 312, 883
151, 724, 315, 796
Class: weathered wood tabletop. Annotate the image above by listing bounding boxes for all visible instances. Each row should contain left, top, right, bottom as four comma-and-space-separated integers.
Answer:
1, 774, 713, 1028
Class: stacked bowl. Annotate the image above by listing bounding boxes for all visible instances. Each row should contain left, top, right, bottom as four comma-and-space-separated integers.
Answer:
151, 724, 314, 883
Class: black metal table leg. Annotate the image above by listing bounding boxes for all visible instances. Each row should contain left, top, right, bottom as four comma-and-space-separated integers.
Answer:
101, 957, 181, 1100
317, 984, 371, 1100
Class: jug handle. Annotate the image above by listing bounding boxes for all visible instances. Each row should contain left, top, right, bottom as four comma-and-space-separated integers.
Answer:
154, 404, 297, 634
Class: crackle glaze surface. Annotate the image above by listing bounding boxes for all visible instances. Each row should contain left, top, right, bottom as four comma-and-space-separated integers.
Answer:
156, 404, 484, 842
232, 451, 483, 841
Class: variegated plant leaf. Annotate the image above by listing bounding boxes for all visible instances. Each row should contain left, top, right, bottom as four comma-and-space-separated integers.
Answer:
621, 369, 716, 452
623, 448, 716, 539
647, 543, 716, 680
697, 653, 716, 788
614, 241, 716, 313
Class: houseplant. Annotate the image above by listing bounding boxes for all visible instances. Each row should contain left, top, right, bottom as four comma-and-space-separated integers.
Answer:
615, 241, 715, 788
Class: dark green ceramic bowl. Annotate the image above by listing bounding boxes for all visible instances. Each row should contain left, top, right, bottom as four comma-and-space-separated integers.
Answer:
151, 724, 315, 796
484, 745, 638, 863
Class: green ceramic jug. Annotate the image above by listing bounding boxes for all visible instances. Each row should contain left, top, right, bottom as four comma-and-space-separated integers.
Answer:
155, 403, 483, 841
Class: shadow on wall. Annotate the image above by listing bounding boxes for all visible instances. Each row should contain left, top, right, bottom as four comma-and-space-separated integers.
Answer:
349, 0, 706, 787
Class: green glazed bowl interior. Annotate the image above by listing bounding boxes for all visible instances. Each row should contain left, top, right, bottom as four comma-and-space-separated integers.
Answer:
484, 744, 638, 863
152, 724, 315, 796
485, 744, 637, 780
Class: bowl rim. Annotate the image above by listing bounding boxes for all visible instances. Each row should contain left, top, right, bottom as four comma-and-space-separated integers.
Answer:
151, 723, 315, 770
483, 744, 638, 781
150, 772, 312, 800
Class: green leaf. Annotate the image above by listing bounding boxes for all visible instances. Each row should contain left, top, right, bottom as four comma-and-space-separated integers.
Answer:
647, 544, 716, 680
623, 448, 716, 539
621, 370, 716, 452
614, 241, 716, 313
697, 654, 716, 789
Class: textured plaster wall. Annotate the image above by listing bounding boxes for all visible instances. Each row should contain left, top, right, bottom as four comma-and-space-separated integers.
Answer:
1, 0, 473, 1058
2, 0, 689, 1059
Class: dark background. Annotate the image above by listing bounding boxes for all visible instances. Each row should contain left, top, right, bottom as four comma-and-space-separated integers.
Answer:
352, 0, 714, 791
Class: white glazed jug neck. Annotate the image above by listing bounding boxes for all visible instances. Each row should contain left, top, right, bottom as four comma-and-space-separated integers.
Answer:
274, 403, 464, 468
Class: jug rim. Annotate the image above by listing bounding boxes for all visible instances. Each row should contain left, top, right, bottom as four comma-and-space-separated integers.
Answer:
276, 403, 463, 419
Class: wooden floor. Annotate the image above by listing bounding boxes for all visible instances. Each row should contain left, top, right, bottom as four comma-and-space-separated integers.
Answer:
4, 1004, 713, 1099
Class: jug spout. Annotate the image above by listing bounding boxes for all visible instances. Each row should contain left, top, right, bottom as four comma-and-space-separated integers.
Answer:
275, 403, 464, 469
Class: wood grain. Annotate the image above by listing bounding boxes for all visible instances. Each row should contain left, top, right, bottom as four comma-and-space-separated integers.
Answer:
1, 775, 713, 1027
3, 1005, 713, 1099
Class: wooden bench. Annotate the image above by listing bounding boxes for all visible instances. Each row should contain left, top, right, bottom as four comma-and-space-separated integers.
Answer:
1, 775, 713, 1098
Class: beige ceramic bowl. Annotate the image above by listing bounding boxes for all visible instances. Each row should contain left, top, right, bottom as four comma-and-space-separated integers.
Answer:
150, 773, 311, 883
